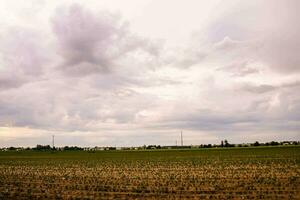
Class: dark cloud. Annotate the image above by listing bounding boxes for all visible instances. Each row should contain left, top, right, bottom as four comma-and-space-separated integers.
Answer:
52, 4, 120, 73
52, 4, 161, 76
239, 83, 276, 94
142, 107, 264, 134
238, 80, 300, 94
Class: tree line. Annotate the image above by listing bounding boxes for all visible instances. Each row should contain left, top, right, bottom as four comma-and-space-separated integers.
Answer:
1, 140, 299, 151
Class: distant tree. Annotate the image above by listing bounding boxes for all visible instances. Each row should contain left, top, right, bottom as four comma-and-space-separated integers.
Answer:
224, 140, 229, 147
63, 146, 69, 150
221, 140, 224, 147
253, 141, 260, 146
63, 146, 83, 151
270, 141, 279, 146
34, 145, 51, 151
202, 144, 212, 148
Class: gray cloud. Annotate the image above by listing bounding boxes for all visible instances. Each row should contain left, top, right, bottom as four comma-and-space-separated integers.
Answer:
52, 4, 120, 73
171, 0, 300, 74
0, 27, 48, 76
52, 4, 161, 76
0, 73, 27, 90
239, 83, 276, 94
238, 80, 300, 94
0, 76, 157, 132
0, 26, 50, 91
0, 1, 300, 146
142, 90, 300, 138
208, 0, 300, 73
217, 61, 260, 77
0, 3, 163, 133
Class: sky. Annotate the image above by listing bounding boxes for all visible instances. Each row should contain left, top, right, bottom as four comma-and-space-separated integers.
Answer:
0, 0, 299, 147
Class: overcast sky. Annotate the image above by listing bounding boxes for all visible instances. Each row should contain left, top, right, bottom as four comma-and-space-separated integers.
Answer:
0, 0, 299, 147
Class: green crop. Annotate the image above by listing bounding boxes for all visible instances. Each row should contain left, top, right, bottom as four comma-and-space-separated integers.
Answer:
0, 146, 299, 199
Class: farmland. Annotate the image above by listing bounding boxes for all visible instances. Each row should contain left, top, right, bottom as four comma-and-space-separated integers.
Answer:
0, 146, 299, 199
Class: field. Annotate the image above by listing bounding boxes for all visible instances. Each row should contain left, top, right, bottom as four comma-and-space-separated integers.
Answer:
0, 146, 299, 199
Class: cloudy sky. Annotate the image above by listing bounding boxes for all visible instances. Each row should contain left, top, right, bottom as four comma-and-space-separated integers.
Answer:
0, 0, 299, 147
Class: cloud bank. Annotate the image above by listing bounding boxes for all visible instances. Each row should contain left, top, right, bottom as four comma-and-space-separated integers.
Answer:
0, 1, 299, 147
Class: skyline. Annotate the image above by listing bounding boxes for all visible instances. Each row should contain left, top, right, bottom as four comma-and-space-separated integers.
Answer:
0, 0, 300, 147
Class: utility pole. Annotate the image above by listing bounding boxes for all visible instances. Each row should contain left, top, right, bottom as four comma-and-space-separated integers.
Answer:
181, 131, 183, 146
52, 135, 55, 149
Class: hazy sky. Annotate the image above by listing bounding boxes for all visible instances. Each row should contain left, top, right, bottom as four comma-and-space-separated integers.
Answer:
0, 0, 299, 147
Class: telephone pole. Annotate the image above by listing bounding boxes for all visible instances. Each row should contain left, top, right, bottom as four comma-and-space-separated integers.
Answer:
180, 131, 183, 146
52, 135, 55, 149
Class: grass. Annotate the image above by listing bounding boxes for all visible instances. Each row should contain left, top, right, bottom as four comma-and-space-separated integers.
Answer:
0, 146, 299, 199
